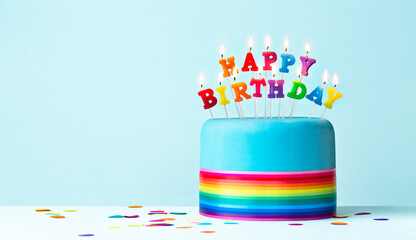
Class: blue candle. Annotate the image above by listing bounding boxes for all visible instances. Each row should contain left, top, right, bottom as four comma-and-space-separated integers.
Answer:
280, 52, 295, 73
306, 85, 324, 105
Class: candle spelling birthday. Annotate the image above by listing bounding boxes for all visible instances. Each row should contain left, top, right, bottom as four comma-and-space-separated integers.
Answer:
197, 37, 344, 119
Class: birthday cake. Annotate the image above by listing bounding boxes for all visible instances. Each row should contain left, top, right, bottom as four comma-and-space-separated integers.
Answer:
199, 118, 336, 221
197, 36, 344, 221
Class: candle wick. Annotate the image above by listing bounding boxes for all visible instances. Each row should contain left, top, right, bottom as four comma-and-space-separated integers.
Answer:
221, 54, 223, 59
249, 47, 252, 51
266, 46, 269, 50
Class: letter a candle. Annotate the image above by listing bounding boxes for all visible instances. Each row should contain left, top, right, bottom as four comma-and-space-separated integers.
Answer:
307, 70, 328, 118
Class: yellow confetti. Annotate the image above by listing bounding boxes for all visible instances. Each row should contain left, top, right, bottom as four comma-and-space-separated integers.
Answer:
63, 210, 77, 212
35, 209, 51, 212
128, 205, 143, 208
108, 226, 122, 229
128, 224, 143, 227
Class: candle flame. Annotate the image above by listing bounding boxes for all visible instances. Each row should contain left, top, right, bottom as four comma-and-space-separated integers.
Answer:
232, 66, 238, 79
220, 44, 225, 58
272, 64, 277, 77
265, 35, 271, 50
258, 63, 263, 76
248, 38, 254, 51
332, 74, 339, 87
217, 72, 223, 85
323, 70, 329, 84
199, 74, 205, 88
296, 67, 302, 77
305, 42, 311, 54
284, 38, 289, 51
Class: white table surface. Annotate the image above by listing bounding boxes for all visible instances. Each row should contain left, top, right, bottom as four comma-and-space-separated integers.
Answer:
1, 206, 415, 240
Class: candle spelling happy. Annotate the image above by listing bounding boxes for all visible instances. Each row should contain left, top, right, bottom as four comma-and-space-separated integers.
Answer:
219, 45, 241, 118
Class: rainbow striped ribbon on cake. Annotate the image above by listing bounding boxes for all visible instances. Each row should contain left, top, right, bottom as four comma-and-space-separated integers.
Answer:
199, 168, 336, 221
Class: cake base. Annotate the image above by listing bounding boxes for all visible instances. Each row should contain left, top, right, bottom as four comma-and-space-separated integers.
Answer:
200, 211, 335, 221
199, 168, 336, 221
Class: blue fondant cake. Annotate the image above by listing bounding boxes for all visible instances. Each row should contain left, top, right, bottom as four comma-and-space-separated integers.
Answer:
199, 117, 337, 221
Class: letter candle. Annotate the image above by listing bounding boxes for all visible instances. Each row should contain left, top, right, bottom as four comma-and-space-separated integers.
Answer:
307, 70, 328, 118
282, 67, 302, 118
262, 35, 272, 118
243, 38, 258, 118
197, 74, 216, 119
321, 74, 343, 118
220, 45, 241, 118
253, 63, 264, 119
231, 67, 251, 118
216, 73, 230, 119
269, 64, 277, 118
290, 43, 314, 118
279, 39, 289, 118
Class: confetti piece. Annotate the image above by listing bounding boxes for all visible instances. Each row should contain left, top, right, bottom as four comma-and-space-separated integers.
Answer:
149, 220, 165, 222
355, 212, 371, 215
176, 226, 192, 229
160, 218, 176, 221
124, 215, 139, 218
374, 218, 389, 221
170, 212, 187, 215
148, 213, 167, 215
289, 223, 303, 226
187, 219, 201, 221
150, 211, 165, 213
224, 222, 239, 225
108, 215, 124, 218
78, 234, 94, 237
201, 231, 216, 233
108, 226, 122, 229
146, 224, 173, 227
128, 206, 143, 208
198, 223, 212, 225
331, 222, 347, 225
64, 210, 77, 212
35, 209, 51, 212
45, 213, 60, 216
128, 224, 144, 227
333, 215, 349, 218
51, 216, 65, 219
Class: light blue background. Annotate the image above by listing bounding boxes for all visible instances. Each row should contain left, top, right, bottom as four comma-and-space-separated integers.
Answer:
0, 0, 415, 206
